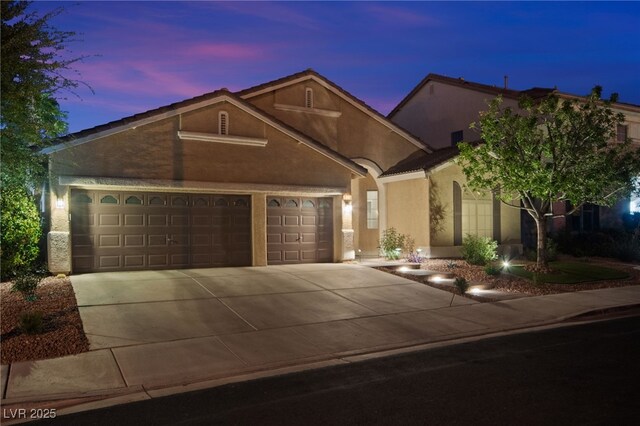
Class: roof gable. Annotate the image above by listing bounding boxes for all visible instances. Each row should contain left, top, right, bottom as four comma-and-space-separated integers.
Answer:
43, 89, 366, 177
238, 69, 433, 153
388, 73, 554, 119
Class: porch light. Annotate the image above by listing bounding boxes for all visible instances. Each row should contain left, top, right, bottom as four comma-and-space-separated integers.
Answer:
56, 198, 65, 209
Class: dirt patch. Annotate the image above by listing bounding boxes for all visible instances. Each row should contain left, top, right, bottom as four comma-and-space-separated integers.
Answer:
388, 256, 640, 299
1, 277, 89, 364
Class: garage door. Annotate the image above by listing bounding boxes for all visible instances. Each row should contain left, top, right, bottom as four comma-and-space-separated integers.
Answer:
70, 190, 252, 273
266, 197, 333, 264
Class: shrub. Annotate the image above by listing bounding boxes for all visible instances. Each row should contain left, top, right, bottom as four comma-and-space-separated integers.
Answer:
484, 265, 500, 276
20, 311, 44, 335
1, 185, 42, 281
461, 234, 498, 265
454, 277, 469, 294
556, 229, 640, 262
406, 251, 426, 263
379, 228, 407, 260
446, 260, 458, 270
12, 272, 41, 302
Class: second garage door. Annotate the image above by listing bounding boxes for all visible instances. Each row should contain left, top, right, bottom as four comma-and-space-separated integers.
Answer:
266, 197, 333, 264
70, 190, 252, 273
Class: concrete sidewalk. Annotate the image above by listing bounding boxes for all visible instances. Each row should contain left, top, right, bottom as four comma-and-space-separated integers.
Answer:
1, 264, 639, 422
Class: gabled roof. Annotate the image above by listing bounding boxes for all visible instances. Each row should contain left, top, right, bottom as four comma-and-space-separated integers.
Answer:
237, 69, 434, 153
43, 88, 367, 177
381, 145, 461, 177
388, 73, 555, 118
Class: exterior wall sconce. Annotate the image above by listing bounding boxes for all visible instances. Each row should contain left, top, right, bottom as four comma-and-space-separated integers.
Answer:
343, 193, 353, 213
56, 198, 65, 209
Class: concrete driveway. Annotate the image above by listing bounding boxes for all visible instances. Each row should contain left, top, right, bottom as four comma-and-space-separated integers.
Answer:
65, 263, 478, 389
72, 263, 475, 350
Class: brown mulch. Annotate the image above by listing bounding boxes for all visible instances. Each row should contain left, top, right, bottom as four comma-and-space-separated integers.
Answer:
1, 277, 89, 365
414, 256, 640, 297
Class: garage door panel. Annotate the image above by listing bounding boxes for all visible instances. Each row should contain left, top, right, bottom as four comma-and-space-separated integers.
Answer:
284, 233, 299, 243
124, 214, 144, 226
284, 216, 300, 226
124, 234, 145, 247
148, 254, 169, 267
98, 234, 121, 247
301, 216, 317, 226
148, 235, 168, 247
267, 216, 282, 226
284, 251, 300, 261
267, 234, 281, 244
99, 214, 120, 226
124, 255, 145, 268
99, 255, 120, 268
71, 190, 252, 272
148, 215, 168, 226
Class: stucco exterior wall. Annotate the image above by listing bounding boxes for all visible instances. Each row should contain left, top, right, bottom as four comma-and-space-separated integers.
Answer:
428, 163, 521, 248
351, 173, 381, 256
391, 82, 519, 149
385, 178, 430, 250
50, 106, 352, 189
246, 80, 422, 171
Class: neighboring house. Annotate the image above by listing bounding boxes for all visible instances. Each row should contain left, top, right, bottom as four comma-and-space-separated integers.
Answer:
44, 70, 436, 274
388, 73, 640, 250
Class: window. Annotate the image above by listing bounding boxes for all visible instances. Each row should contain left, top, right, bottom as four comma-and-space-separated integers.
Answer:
617, 124, 628, 142
451, 130, 464, 147
462, 199, 493, 238
100, 195, 118, 204
219, 111, 229, 135
366, 190, 378, 229
125, 196, 142, 205
305, 88, 313, 108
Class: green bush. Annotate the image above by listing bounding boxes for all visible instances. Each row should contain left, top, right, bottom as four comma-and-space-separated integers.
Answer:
20, 311, 44, 335
484, 265, 501, 276
461, 234, 498, 265
1, 185, 42, 280
379, 228, 408, 260
454, 277, 469, 294
12, 272, 41, 302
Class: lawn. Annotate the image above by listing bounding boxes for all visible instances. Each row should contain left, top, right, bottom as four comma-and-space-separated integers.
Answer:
509, 261, 630, 284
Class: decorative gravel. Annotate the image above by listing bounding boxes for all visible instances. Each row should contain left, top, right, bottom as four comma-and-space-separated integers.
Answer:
417, 256, 640, 297
1, 277, 89, 364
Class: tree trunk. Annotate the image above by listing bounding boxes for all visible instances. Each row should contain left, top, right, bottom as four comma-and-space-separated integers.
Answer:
535, 216, 548, 270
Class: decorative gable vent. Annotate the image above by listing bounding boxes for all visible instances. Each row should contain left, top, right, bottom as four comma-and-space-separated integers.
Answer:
305, 88, 313, 108
219, 111, 229, 135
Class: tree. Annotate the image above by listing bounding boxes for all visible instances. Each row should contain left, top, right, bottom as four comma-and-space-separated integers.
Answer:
1, 1, 83, 276
457, 88, 640, 271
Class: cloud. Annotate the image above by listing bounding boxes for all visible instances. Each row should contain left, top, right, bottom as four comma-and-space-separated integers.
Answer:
184, 42, 267, 60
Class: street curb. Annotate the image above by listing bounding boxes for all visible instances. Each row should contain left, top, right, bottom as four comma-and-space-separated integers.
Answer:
2, 301, 638, 422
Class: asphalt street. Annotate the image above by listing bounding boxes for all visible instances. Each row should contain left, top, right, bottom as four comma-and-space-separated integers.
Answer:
39, 314, 640, 426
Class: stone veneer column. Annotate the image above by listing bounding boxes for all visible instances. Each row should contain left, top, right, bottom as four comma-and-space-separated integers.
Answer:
48, 184, 71, 274
338, 194, 355, 261
252, 193, 267, 266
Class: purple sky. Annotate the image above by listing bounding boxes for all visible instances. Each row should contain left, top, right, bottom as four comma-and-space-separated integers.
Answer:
34, 1, 640, 134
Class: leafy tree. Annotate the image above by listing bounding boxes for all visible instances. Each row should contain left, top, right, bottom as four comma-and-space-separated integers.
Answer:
1, 1, 84, 276
457, 88, 640, 270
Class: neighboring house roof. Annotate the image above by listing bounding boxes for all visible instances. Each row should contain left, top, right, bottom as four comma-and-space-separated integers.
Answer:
389, 72, 640, 118
388, 73, 555, 119
238, 69, 434, 153
42, 88, 367, 177
381, 145, 461, 177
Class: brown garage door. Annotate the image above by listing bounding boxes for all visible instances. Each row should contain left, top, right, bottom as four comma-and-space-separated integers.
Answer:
70, 190, 251, 273
266, 197, 333, 264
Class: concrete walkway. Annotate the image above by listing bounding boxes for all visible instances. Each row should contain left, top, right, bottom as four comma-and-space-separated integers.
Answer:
1, 263, 639, 421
